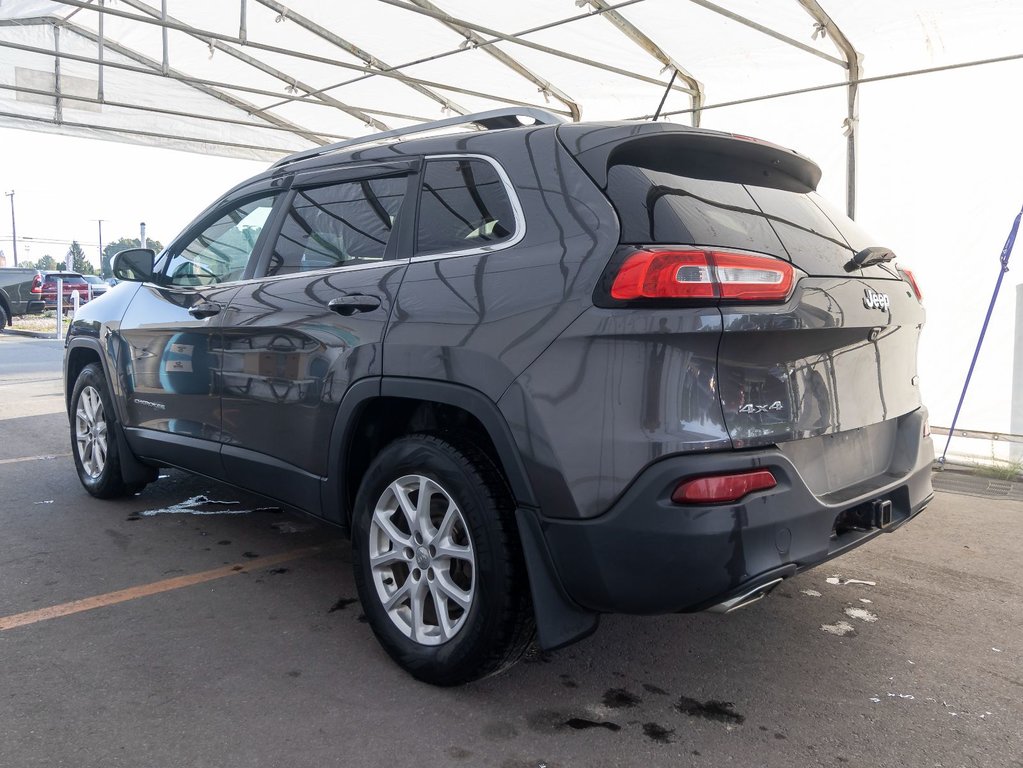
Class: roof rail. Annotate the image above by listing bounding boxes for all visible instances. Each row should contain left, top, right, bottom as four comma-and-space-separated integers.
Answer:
271, 107, 563, 169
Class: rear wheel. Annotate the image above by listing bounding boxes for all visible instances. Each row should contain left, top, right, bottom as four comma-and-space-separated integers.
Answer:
352, 434, 534, 686
0, 303, 9, 332
70, 363, 145, 498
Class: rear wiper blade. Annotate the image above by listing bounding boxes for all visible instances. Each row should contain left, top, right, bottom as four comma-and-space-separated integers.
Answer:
845, 246, 895, 272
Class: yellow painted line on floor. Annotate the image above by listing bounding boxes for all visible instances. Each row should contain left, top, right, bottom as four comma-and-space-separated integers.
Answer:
0, 453, 72, 465
0, 546, 324, 631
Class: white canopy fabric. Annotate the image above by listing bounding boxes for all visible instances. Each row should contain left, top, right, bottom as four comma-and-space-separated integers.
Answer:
1, 1, 1018, 187
2, 0, 1023, 447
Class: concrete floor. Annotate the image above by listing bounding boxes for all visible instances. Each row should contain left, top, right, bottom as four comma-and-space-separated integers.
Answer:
1, 334, 1020, 768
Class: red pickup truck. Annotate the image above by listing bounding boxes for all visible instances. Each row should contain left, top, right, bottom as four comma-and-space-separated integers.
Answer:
35, 272, 91, 313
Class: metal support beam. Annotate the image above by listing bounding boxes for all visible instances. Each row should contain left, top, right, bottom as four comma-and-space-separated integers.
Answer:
160, 0, 168, 74
97, 0, 105, 100
378, 0, 698, 97
4, 18, 329, 146
42, 2, 568, 118
686, 0, 846, 68
797, 0, 861, 219
253, 0, 469, 116
239, 0, 247, 44
116, 0, 389, 131
0, 109, 300, 155
53, 24, 63, 124
403, 0, 580, 121
0, 83, 354, 141
583, 0, 704, 126
257, 0, 647, 115
0, 32, 528, 120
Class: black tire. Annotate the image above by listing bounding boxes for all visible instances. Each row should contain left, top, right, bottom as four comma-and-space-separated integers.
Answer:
69, 362, 145, 498
0, 303, 9, 332
352, 434, 534, 686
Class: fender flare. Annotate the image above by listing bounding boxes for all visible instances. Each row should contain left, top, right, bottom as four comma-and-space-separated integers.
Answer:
323, 377, 539, 523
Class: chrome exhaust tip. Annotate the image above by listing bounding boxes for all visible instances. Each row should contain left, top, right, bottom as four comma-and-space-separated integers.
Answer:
707, 577, 784, 614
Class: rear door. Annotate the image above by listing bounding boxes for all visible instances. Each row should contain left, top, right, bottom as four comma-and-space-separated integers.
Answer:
118, 192, 280, 474
219, 161, 416, 516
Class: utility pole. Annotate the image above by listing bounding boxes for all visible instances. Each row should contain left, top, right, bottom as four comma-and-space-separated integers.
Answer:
4, 191, 16, 266
94, 219, 105, 276
140, 221, 146, 250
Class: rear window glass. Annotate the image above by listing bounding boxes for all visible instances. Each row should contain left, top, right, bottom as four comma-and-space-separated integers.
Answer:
416, 158, 516, 256
268, 176, 406, 275
744, 186, 855, 275
606, 164, 890, 277
605, 164, 785, 257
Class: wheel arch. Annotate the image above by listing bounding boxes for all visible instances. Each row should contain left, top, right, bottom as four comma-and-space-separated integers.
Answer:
64, 338, 107, 416
324, 377, 539, 529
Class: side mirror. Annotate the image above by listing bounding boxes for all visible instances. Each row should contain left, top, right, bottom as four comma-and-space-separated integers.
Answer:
112, 248, 157, 282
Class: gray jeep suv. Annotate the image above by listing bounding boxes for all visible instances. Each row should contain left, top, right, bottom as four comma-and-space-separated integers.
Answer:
64, 108, 934, 685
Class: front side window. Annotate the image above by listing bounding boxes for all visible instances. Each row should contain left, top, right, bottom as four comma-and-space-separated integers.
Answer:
165, 195, 276, 286
416, 158, 516, 256
267, 176, 406, 276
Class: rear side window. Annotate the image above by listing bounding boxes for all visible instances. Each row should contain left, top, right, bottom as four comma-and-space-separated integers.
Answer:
268, 176, 406, 275
416, 158, 516, 256
606, 164, 786, 257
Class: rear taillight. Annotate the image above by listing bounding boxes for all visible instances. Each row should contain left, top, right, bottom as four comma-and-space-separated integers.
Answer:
30, 275, 41, 293
900, 268, 923, 301
672, 469, 778, 504
610, 249, 795, 302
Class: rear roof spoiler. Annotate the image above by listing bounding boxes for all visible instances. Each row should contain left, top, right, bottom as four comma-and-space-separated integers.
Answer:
558, 123, 822, 193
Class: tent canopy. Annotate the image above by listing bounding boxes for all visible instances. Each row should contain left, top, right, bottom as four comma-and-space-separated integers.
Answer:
3, 0, 1017, 216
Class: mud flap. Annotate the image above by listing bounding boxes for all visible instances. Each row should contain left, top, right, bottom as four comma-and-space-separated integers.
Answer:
515, 507, 599, 651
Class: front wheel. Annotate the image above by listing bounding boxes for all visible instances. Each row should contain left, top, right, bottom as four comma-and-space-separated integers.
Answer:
70, 362, 145, 498
352, 435, 534, 686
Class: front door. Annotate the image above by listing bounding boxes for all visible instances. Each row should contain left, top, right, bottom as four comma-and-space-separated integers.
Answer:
119, 192, 280, 474
218, 162, 416, 515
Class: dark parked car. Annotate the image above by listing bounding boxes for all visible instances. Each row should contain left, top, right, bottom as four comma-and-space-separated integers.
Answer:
64, 109, 934, 685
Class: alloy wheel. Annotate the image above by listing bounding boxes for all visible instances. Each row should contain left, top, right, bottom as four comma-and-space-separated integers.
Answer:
75, 385, 108, 479
368, 474, 476, 646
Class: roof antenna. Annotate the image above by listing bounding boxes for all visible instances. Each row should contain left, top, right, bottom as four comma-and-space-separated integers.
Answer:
652, 70, 678, 121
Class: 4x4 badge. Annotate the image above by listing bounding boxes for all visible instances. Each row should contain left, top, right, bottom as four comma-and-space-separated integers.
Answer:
738, 401, 784, 415
863, 288, 890, 310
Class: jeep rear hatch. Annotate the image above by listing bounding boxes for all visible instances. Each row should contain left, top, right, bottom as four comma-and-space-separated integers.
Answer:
562, 123, 926, 493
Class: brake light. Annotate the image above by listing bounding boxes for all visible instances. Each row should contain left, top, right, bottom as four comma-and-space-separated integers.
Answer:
30, 275, 41, 293
610, 249, 794, 302
900, 268, 922, 301
672, 469, 778, 504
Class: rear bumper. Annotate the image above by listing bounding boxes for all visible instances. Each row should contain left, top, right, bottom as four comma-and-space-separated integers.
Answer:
25, 300, 45, 314
534, 410, 934, 615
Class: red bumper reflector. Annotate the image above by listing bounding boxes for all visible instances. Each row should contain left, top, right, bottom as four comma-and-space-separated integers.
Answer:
672, 470, 778, 504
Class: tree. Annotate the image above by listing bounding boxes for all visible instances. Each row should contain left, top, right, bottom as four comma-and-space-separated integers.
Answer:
36, 254, 57, 271
67, 241, 94, 275
101, 236, 164, 278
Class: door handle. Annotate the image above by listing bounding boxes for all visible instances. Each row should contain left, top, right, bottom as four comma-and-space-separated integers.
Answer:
188, 301, 223, 319
328, 294, 382, 316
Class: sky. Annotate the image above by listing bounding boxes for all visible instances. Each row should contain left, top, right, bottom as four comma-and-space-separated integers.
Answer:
0, 127, 267, 269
